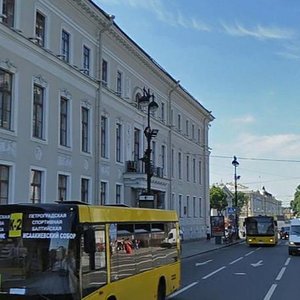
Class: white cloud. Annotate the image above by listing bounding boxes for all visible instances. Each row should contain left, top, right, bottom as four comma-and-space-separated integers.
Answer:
95, 0, 211, 31
231, 115, 255, 124
221, 21, 295, 40
234, 133, 300, 158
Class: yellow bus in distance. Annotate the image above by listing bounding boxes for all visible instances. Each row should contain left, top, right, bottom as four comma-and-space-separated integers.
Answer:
245, 215, 278, 246
0, 202, 181, 300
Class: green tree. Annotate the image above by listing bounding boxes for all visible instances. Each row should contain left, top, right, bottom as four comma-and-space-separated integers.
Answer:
291, 185, 300, 217
236, 191, 249, 213
210, 185, 228, 215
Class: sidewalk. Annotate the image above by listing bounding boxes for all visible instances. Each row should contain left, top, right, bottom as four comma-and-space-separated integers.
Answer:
181, 237, 243, 259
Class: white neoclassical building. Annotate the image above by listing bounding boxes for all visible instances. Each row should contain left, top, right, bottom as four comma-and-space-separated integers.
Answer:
0, 0, 214, 239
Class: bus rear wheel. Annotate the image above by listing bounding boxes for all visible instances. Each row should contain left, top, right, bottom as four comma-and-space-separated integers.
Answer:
157, 278, 166, 300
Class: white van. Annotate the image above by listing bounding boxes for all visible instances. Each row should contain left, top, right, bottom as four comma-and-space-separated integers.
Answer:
288, 219, 300, 255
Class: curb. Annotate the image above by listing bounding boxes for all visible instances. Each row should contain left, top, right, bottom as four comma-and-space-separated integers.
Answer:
181, 240, 245, 259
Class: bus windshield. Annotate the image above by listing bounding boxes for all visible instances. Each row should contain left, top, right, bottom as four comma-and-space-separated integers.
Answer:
245, 216, 275, 236
0, 205, 79, 300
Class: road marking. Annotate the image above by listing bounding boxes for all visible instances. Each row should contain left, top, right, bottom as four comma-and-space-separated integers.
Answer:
263, 284, 277, 300
234, 272, 246, 276
251, 260, 263, 267
275, 267, 286, 281
195, 259, 213, 266
168, 281, 198, 298
202, 266, 226, 279
229, 257, 243, 265
245, 250, 254, 256
284, 257, 291, 266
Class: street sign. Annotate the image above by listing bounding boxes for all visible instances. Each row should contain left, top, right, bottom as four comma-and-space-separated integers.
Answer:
139, 195, 154, 201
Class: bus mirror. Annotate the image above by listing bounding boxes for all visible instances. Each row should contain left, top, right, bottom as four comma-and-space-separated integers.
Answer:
84, 228, 96, 253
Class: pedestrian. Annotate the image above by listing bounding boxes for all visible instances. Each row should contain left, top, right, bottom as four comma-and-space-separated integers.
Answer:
206, 226, 211, 240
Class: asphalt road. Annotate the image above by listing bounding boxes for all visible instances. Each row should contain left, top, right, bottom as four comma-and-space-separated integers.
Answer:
169, 240, 299, 300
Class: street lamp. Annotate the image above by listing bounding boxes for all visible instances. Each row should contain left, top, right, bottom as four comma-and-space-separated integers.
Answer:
232, 155, 240, 239
138, 88, 159, 196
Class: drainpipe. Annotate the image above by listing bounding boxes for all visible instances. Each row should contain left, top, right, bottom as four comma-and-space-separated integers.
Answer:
203, 117, 211, 229
167, 80, 180, 210
95, 15, 114, 204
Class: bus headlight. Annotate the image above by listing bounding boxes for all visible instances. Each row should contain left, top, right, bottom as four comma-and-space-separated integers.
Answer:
289, 241, 295, 245
248, 239, 252, 242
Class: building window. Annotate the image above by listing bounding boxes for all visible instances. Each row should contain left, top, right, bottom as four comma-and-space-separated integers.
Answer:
81, 178, 89, 203
193, 196, 197, 217
171, 149, 174, 178
0, 165, 9, 204
100, 181, 107, 205
83, 45, 90, 75
161, 145, 166, 176
170, 193, 175, 211
30, 170, 42, 204
35, 11, 45, 47
2, 0, 15, 27
58, 174, 67, 201
116, 71, 122, 96
101, 116, 108, 158
192, 124, 195, 140
193, 158, 196, 183
102, 59, 107, 86
161, 102, 165, 122
133, 128, 140, 162
116, 123, 122, 162
116, 184, 122, 204
81, 107, 89, 153
199, 197, 202, 217
33, 84, 44, 139
60, 97, 69, 147
179, 195, 182, 218
186, 120, 189, 136
0, 69, 12, 130
152, 141, 156, 166
199, 161, 202, 184
187, 196, 190, 217
198, 128, 201, 144
186, 155, 190, 181
61, 29, 70, 63
178, 152, 182, 179
177, 114, 181, 131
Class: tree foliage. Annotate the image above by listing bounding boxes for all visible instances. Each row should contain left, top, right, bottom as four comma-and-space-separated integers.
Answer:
237, 191, 249, 212
210, 185, 228, 215
291, 185, 300, 217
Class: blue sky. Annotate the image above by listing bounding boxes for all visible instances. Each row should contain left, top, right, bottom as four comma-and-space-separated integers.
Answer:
94, 0, 300, 206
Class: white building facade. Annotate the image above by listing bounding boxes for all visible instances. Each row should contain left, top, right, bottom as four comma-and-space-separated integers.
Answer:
0, 0, 214, 239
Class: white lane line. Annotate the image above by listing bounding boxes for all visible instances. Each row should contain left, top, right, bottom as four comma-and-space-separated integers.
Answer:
245, 250, 254, 256
229, 257, 243, 265
263, 284, 277, 300
275, 267, 286, 281
202, 266, 226, 280
168, 281, 198, 298
284, 257, 291, 266
195, 259, 213, 266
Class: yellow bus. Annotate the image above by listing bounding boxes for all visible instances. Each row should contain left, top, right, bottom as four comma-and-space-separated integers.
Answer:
0, 202, 181, 300
245, 215, 278, 246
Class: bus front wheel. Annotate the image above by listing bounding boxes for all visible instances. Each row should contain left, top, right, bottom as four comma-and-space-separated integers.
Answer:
157, 278, 166, 300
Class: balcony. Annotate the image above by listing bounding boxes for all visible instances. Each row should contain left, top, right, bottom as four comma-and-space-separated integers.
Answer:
123, 160, 168, 191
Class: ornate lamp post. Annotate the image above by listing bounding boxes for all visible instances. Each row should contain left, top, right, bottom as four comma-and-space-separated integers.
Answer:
138, 88, 159, 196
232, 156, 240, 239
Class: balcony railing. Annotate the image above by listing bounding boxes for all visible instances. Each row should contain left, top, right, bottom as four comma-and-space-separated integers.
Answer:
126, 160, 164, 178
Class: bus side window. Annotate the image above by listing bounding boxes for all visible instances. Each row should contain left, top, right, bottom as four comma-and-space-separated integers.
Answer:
81, 225, 107, 298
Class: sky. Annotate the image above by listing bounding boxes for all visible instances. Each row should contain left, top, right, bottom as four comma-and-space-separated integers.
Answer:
93, 0, 300, 206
